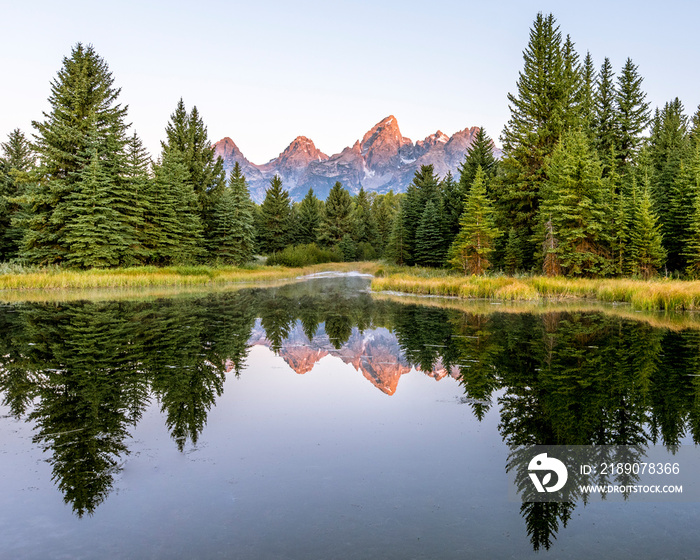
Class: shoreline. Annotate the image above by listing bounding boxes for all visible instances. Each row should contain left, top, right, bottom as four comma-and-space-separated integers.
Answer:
0, 262, 379, 302
370, 271, 700, 312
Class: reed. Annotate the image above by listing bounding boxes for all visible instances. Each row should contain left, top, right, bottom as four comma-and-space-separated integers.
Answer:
371, 270, 700, 312
0, 261, 380, 295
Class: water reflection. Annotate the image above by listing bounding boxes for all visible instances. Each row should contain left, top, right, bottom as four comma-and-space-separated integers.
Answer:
1, 277, 700, 553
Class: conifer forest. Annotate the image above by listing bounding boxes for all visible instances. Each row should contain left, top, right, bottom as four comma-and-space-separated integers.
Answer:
2, 13, 700, 279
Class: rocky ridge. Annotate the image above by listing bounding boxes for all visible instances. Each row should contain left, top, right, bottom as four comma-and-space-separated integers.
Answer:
213, 116, 501, 202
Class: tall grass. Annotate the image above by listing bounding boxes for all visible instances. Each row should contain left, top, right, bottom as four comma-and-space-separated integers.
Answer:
0, 261, 380, 295
371, 270, 700, 311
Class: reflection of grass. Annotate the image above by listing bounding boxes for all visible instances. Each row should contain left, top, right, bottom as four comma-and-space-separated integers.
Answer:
0, 262, 379, 302
372, 292, 700, 332
371, 270, 700, 312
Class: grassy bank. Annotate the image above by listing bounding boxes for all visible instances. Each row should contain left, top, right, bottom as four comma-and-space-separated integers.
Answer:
371, 268, 700, 311
0, 262, 379, 296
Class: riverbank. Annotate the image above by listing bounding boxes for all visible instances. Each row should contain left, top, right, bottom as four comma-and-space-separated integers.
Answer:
0, 262, 380, 294
371, 269, 700, 311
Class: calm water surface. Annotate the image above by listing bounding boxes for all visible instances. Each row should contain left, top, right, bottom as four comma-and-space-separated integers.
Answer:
1, 276, 699, 559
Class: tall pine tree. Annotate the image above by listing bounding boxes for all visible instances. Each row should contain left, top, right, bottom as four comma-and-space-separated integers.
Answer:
0, 129, 35, 261
448, 167, 501, 275
258, 175, 292, 254
317, 181, 353, 247
209, 162, 255, 265
25, 44, 136, 266
498, 13, 580, 268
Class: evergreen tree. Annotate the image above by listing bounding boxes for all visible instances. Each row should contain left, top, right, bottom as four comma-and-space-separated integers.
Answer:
122, 132, 151, 262
63, 141, 128, 268
690, 105, 700, 147
448, 167, 501, 275
258, 175, 292, 253
160, 99, 225, 257
594, 57, 618, 176
386, 203, 411, 265
539, 129, 610, 277
24, 44, 135, 266
681, 146, 700, 276
503, 227, 523, 274
351, 186, 378, 247
210, 162, 255, 265
0, 129, 35, 261
648, 99, 690, 270
400, 165, 442, 265
371, 191, 398, 256
414, 199, 446, 267
441, 171, 463, 248
498, 13, 579, 267
317, 181, 352, 247
338, 233, 357, 261
579, 52, 597, 140
143, 152, 204, 264
629, 181, 666, 278
615, 58, 651, 168
296, 188, 321, 245
607, 162, 630, 275
458, 127, 497, 195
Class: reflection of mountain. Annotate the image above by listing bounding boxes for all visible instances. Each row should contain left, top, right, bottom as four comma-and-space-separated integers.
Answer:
242, 319, 458, 395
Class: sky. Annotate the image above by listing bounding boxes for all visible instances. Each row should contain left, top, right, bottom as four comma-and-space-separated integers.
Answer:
1, 0, 699, 164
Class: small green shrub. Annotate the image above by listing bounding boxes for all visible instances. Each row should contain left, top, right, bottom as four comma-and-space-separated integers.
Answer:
266, 244, 342, 267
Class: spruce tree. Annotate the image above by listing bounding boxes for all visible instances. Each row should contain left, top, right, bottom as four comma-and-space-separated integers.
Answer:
648, 98, 690, 270
351, 186, 378, 247
594, 57, 618, 176
458, 127, 497, 195
539, 129, 610, 277
448, 167, 501, 275
209, 162, 255, 265
144, 152, 204, 264
297, 188, 322, 245
615, 58, 651, 168
0, 129, 35, 261
25, 44, 135, 266
385, 204, 411, 266
63, 141, 127, 268
414, 200, 446, 267
441, 172, 463, 248
400, 165, 442, 265
372, 191, 398, 256
258, 175, 292, 254
680, 145, 700, 276
498, 13, 579, 267
160, 100, 225, 258
579, 52, 597, 140
123, 132, 152, 262
629, 181, 666, 279
317, 181, 352, 247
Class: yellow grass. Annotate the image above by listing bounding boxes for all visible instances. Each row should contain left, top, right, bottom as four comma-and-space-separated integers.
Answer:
372, 292, 700, 332
371, 271, 700, 312
0, 262, 380, 302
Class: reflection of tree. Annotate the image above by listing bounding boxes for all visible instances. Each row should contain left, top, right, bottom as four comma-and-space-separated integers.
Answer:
258, 294, 296, 353
5, 278, 700, 535
451, 313, 501, 419
0, 305, 37, 417
20, 302, 141, 517
391, 304, 455, 373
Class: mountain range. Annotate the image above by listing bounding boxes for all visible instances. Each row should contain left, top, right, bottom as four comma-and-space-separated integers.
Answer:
213, 115, 501, 202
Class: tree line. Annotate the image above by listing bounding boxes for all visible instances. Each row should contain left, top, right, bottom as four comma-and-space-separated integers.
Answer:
2, 16, 700, 277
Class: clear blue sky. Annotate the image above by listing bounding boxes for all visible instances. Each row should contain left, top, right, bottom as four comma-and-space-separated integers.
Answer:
1, 0, 698, 163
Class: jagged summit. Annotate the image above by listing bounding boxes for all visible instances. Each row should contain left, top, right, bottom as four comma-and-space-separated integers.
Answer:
213, 115, 500, 202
